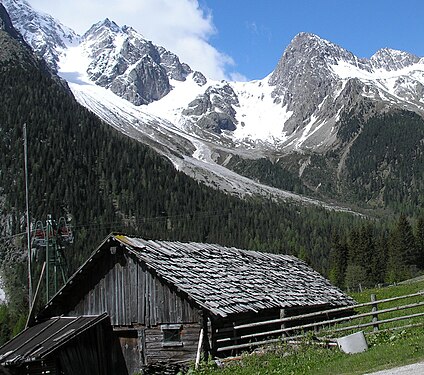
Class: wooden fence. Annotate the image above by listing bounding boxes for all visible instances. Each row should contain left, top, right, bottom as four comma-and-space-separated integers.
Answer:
215, 291, 424, 353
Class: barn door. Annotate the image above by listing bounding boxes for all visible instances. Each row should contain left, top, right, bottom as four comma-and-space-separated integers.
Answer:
117, 329, 143, 375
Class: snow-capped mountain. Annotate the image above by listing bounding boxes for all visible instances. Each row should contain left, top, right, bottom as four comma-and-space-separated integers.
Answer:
3, 0, 424, 210
4, 0, 424, 153
1, 0, 79, 69
69, 23, 424, 152
80, 18, 200, 105
264, 32, 424, 150
175, 32, 424, 151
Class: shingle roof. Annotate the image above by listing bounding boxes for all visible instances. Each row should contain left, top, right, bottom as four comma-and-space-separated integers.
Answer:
0, 314, 108, 366
116, 235, 355, 317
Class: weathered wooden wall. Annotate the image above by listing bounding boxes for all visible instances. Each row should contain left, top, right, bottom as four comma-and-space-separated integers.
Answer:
211, 309, 281, 356
67, 248, 200, 327
144, 323, 201, 366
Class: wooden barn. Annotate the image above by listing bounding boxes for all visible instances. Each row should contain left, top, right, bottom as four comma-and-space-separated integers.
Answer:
31, 234, 354, 374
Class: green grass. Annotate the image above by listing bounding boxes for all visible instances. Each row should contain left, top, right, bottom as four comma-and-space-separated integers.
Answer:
192, 328, 424, 375
352, 279, 424, 304
347, 280, 424, 334
191, 280, 424, 375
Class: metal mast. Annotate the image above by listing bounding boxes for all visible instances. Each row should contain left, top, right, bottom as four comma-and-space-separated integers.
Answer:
32, 215, 73, 303
23, 123, 33, 309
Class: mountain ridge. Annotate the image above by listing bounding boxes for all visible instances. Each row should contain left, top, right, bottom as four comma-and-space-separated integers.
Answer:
3, 0, 424, 213
4, 1, 423, 150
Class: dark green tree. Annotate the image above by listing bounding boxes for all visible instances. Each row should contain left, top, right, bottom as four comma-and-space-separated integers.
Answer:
373, 232, 388, 284
415, 216, 424, 269
328, 232, 347, 288
386, 214, 416, 282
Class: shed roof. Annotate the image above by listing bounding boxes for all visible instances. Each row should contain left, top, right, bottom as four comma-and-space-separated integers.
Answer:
114, 235, 354, 317
0, 314, 109, 366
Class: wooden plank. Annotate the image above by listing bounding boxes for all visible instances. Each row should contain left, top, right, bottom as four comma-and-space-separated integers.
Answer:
371, 293, 379, 332
148, 270, 154, 327
119, 261, 124, 323
216, 333, 307, 353
195, 328, 203, 369
122, 257, 127, 325
330, 311, 424, 334
169, 284, 176, 322
138, 265, 145, 325
364, 322, 424, 335
122, 256, 128, 325
146, 267, 153, 326
129, 256, 138, 323
112, 260, 118, 324
105, 261, 113, 322
112, 260, 119, 324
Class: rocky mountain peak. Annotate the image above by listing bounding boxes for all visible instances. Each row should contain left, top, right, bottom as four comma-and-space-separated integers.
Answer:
269, 32, 369, 88
1, 0, 79, 70
267, 33, 360, 135
83, 18, 121, 41
182, 82, 239, 134
100, 18, 120, 31
370, 48, 420, 71
284, 32, 349, 62
121, 25, 141, 37
81, 18, 192, 105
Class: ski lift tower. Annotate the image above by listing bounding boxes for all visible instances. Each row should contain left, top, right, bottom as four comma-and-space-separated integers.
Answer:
32, 214, 73, 303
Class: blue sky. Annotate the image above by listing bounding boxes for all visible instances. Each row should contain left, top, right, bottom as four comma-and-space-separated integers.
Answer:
202, 0, 424, 80
27, 0, 424, 81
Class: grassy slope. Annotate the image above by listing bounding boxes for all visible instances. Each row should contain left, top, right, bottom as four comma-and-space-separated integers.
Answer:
193, 281, 424, 375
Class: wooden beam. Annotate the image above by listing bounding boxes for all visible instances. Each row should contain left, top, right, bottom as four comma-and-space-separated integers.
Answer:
26, 262, 46, 328
216, 333, 307, 353
330, 311, 424, 334
195, 328, 204, 369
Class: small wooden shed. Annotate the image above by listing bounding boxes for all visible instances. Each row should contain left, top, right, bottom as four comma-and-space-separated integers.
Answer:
0, 313, 127, 375
35, 234, 354, 374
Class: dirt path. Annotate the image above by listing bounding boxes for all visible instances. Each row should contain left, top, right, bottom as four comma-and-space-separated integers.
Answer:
364, 362, 424, 374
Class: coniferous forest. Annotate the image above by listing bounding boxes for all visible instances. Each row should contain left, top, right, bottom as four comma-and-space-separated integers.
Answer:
1, 24, 424, 344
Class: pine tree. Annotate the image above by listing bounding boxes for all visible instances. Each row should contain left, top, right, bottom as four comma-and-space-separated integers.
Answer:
358, 223, 376, 284
386, 214, 416, 282
415, 216, 424, 269
373, 232, 388, 284
345, 264, 368, 292
328, 232, 347, 288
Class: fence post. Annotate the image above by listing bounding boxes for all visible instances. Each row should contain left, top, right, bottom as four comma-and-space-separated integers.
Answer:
371, 294, 379, 332
280, 309, 286, 337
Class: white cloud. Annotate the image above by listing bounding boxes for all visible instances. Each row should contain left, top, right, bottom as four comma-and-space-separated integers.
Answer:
229, 72, 249, 82
27, 0, 237, 80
